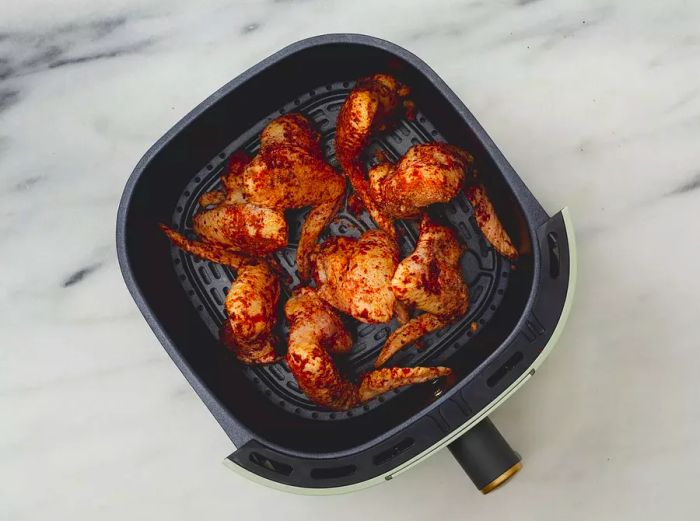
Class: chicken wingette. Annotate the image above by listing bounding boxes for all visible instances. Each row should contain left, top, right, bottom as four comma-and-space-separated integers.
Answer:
375, 215, 469, 367
310, 230, 399, 324
368, 143, 473, 218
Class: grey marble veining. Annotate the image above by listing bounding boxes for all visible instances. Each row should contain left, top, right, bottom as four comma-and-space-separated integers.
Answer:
2, 1, 699, 519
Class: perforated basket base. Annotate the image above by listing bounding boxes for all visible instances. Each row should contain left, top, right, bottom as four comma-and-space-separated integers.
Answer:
169, 80, 511, 421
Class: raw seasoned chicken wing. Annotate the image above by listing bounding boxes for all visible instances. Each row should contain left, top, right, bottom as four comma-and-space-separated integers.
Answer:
242, 114, 345, 211
285, 287, 451, 410
368, 143, 473, 218
335, 74, 410, 238
220, 261, 281, 364
311, 230, 399, 324
187, 151, 289, 256
376, 215, 469, 366
465, 183, 518, 260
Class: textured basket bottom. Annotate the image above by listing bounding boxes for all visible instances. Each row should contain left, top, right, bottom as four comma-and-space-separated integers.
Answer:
170, 80, 511, 420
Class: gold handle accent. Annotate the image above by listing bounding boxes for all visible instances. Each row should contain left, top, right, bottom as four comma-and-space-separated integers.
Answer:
480, 461, 523, 494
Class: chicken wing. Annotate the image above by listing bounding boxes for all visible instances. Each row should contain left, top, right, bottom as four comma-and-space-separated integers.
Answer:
160, 225, 281, 365
220, 261, 281, 364
187, 151, 289, 256
285, 287, 452, 410
170, 114, 345, 271
296, 197, 343, 280
376, 215, 469, 367
193, 203, 288, 255
311, 230, 399, 324
465, 183, 518, 260
368, 143, 473, 218
159, 224, 248, 269
336, 74, 409, 167
242, 115, 345, 210
335, 74, 410, 239
242, 146, 344, 210
246, 115, 345, 273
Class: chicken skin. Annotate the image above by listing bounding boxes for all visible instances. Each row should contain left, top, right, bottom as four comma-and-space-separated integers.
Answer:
311, 230, 399, 324
285, 287, 452, 410
242, 116, 344, 210
335, 74, 410, 239
161, 225, 281, 365
238, 114, 346, 277
376, 216, 469, 367
368, 143, 473, 218
163, 114, 345, 271
465, 183, 519, 260
167, 150, 288, 257
160, 224, 250, 270
220, 260, 281, 364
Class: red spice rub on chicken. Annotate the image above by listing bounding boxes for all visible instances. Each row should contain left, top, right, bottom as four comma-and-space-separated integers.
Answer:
465, 183, 518, 260
220, 260, 281, 364
368, 143, 473, 218
376, 215, 469, 367
311, 230, 399, 324
335, 74, 410, 239
285, 287, 451, 410
162, 113, 345, 274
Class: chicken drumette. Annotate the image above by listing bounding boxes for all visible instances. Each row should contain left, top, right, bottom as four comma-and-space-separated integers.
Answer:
220, 260, 281, 364
375, 215, 469, 367
285, 287, 451, 410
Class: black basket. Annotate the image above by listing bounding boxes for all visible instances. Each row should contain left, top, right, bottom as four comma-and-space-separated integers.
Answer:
117, 34, 574, 493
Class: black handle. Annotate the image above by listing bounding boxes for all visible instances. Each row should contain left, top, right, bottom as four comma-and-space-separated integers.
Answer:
448, 417, 522, 494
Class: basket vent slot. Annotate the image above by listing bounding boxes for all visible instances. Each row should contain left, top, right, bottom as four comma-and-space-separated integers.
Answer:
310, 465, 357, 480
547, 232, 560, 278
487, 351, 524, 387
373, 437, 415, 466
249, 452, 292, 476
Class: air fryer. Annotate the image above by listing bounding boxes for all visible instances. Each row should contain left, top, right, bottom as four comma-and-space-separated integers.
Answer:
116, 34, 576, 495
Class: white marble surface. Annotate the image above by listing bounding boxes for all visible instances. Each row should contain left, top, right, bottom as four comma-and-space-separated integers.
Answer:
2, 0, 699, 519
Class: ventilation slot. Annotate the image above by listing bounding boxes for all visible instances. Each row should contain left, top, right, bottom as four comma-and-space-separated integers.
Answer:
547, 232, 560, 278
310, 465, 357, 480
373, 438, 415, 466
249, 453, 292, 476
487, 352, 524, 387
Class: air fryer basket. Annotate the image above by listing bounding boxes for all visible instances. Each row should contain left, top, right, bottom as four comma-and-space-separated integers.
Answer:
117, 34, 575, 494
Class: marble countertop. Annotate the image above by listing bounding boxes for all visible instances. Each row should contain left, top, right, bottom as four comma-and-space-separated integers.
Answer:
3, 0, 699, 519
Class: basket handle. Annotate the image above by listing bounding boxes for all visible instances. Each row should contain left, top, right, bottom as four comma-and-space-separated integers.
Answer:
448, 417, 522, 493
